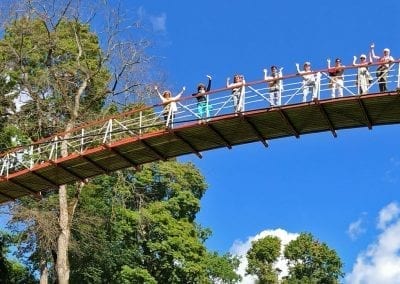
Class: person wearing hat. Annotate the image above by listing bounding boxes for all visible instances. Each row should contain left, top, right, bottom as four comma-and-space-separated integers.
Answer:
192, 75, 212, 123
353, 54, 373, 95
264, 65, 283, 106
327, 58, 345, 98
370, 43, 394, 92
296, 61, 321, 102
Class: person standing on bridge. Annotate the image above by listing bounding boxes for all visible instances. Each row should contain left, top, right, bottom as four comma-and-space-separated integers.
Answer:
192, 75, 212, 123
155, 85, 186, 128
327, 58, 345, 98
264, 66, 283, 106
370, 43, 394, 92
226, 74, 246, 113
296, 61, 320, 102
352, 54, 373, 95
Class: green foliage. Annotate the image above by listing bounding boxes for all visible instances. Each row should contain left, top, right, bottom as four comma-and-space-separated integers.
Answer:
204, 252, 242, 283
0, 7, 154, 284
67, 162, 240, 283
6, 193, 60, 283
0, 125, 31, 150
0, 17, 110, 139
283, 233, 343, 284
0, 75, 16, 130
118, 265, 157, 284
0, 231, 37, 284
246, 235, 281, 284
0, 11, 238, 284
245, 233, 343, 284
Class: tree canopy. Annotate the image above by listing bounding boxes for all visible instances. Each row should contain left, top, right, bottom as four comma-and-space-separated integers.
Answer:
246, 235, 281, 283
67, 162, 241, 283
283, 233, 343, 284
246, 232, 343, 284
7, 161, 241, 283
0, 16, 110, 140
0, 2, 157, 282
0, 231, 37, 283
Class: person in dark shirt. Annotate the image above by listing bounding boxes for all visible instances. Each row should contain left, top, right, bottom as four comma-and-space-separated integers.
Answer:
370, 43, 394, 92
192, 75, 212, 122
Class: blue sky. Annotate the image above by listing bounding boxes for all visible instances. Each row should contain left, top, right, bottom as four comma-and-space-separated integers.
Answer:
130, 1, 400, 283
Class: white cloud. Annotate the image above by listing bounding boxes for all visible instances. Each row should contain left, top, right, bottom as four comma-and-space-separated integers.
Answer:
149, 13, 167, 33
377, 202, 400, 230
347, 214, 367, 240
229, 228, 299, 283
346, 202, 400, 284
136, 6, 167, 33
383, 157, 400, 184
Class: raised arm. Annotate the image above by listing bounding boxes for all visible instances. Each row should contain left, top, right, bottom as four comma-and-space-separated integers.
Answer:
155, 86, 164, 101
352, 56, 357, 66
206, 75, 212, 91
263, 69, 268, 80
370, 43, 379, 60
295, 63, 301, 74
327, 58, 331, 69
174, 86, 186, 100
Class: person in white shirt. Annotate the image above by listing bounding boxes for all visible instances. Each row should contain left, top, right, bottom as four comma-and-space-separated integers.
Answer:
155, 85, 185, 127
352, 54, 373, 95
295, 61, 320, 102
264, 66, 283, 106
226, 74, 246, 113
370, 43, 394, 92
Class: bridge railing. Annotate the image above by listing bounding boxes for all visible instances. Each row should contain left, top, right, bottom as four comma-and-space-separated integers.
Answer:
1, 61, 400, 177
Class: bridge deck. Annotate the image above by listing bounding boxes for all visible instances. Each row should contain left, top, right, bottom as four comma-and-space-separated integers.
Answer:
1, 91, 399, 203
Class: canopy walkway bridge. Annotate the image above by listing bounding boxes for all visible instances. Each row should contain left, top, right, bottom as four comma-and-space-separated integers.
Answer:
1, 61, 400, 203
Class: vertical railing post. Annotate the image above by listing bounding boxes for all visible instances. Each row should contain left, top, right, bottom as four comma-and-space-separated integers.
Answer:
139, 111, 142, 135
29, 145, 34, 169
80, 128, 85, 153
103, 119, 113, 144
55, 136, 58, 161
109, 119, 113, 143
0, 157, 4, 176
316, 72, 321, 100
397, 62, 400, 89
166, 107, 173, 128
5, 154, 9, 177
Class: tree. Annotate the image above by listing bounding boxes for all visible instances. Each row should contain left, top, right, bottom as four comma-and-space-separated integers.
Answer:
0, 1, 153, 283
246, 235, 281, 284
7, 196, 60, 284
0, 231, 37, 284
67, 162, 241, 283
283, 233, 343, 284
0, 15, 110, 283
0, 2, 237, 283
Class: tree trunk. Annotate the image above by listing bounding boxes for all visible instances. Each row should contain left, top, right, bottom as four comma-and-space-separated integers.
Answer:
39, 258, 49, 284
56, 184, 70, 284
55, 126, 82, 284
